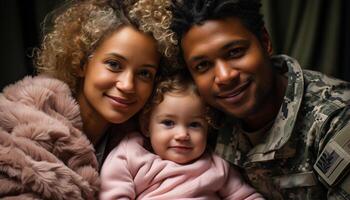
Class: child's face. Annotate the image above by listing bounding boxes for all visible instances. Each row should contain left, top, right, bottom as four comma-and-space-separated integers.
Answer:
148, 91, 209, 164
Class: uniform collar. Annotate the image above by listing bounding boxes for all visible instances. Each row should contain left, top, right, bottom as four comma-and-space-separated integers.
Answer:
243, 55, 304, 161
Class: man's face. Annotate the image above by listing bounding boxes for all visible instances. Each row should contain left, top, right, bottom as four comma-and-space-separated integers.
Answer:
181, 17, 274, 119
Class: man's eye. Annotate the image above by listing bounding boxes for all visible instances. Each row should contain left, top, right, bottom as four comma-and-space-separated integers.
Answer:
194, 61, 211, 73
161, 119, 174, 127
227, 48, 245, 59
105, 60, 122, 71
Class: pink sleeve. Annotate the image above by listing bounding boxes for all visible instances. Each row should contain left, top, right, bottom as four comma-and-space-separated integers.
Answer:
219, 163, 265, 200
99, 136, 135, 200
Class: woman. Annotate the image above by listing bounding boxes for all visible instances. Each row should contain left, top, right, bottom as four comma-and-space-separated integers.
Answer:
0, 0, 176, 199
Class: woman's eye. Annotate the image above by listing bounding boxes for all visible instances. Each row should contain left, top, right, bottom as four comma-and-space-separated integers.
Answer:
105, 60, 122, 71
138, 69, 155, 81
161, 119, 174, 128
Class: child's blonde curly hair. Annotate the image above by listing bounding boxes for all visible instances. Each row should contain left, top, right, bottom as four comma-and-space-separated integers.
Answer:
35, 0, 179, 93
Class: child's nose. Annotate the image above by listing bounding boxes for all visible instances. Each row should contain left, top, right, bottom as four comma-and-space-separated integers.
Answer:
174, 127, 190, 140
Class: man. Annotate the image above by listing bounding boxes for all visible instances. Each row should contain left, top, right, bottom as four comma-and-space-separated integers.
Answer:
170, 0, 350, 199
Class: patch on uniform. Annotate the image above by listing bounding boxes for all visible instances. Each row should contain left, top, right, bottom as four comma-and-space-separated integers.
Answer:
314, 123, 350, 187
316, 149, 339, 174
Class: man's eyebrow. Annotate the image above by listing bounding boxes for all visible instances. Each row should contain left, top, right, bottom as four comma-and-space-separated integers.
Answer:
190, 55, 207, 63
189, 39, 250, 63
221, 39, 250, 50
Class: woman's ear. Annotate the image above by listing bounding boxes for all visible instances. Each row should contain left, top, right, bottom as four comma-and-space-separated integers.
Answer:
77, 55, 93, 77
77, 63, 87, 77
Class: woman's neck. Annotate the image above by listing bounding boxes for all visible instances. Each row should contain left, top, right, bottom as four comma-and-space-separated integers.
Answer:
77, 93, 110, 146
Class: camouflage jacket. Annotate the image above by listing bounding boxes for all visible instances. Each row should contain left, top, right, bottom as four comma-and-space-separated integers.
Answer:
215, 55, 350, 200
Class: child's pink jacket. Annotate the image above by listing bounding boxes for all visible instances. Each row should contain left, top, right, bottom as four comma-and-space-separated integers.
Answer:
100, 132, 264, 200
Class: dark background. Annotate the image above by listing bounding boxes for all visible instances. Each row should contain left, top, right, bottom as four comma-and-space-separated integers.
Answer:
1, 0, 349, 90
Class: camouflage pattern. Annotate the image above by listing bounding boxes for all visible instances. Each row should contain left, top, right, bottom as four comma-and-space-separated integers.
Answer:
215, 55, 350, 200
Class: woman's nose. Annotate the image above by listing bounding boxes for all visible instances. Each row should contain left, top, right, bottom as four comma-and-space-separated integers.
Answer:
115, 70, 135, 93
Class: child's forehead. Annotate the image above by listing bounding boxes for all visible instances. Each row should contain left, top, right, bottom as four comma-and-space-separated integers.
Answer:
163, 90, 201, 102
153, 99, 207, 120
155, 91, 206, 113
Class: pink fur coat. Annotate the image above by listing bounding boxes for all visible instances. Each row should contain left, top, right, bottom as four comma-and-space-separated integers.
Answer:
0, 75, 100, 200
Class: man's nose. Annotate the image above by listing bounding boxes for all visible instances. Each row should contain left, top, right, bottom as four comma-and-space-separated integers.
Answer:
214, 60, 239, 85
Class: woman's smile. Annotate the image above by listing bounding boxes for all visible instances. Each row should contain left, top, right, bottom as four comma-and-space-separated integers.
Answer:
105, 94, 136, 108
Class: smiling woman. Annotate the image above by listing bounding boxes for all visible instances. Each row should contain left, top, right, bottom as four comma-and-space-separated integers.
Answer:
0, 0, 176, 199
77, 26, 160, 145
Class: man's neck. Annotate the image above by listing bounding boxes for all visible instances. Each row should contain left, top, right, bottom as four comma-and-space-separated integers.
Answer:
241, 74, 287, 132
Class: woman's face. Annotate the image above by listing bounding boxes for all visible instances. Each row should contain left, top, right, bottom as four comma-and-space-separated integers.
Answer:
79, 26, 160, 125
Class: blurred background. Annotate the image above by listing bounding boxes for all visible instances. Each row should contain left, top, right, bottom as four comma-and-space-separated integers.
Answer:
0, 0, 349, 90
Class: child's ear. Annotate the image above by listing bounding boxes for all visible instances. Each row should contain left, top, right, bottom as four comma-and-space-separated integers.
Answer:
140, 124, 150, 137
139, 116, 150, 137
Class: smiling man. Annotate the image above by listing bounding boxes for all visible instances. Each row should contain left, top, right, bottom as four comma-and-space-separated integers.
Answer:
170, 0, 350, 199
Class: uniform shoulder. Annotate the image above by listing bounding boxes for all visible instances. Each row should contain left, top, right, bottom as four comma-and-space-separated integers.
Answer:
303, 70, 350, 108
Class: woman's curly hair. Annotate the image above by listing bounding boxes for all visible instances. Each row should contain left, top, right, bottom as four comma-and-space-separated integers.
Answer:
35, 0, 178, 93
127, 0, 179, 71
128, 0, 178, 58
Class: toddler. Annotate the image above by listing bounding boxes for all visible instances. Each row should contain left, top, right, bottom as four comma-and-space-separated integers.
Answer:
100, 74, 264, 200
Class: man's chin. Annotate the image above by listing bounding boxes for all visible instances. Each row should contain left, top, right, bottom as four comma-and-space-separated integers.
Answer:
217, 102, 257, 119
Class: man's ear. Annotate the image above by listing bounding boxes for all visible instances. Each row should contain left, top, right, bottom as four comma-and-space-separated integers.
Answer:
261, 27, 273, 56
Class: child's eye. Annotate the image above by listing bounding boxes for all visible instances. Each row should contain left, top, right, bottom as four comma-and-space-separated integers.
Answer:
105, 60, 122, 71
189, 121, 202, 128
160, 119, 175, 128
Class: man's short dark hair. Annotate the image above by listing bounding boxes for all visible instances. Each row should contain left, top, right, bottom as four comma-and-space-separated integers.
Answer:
171, 0, 264, 42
